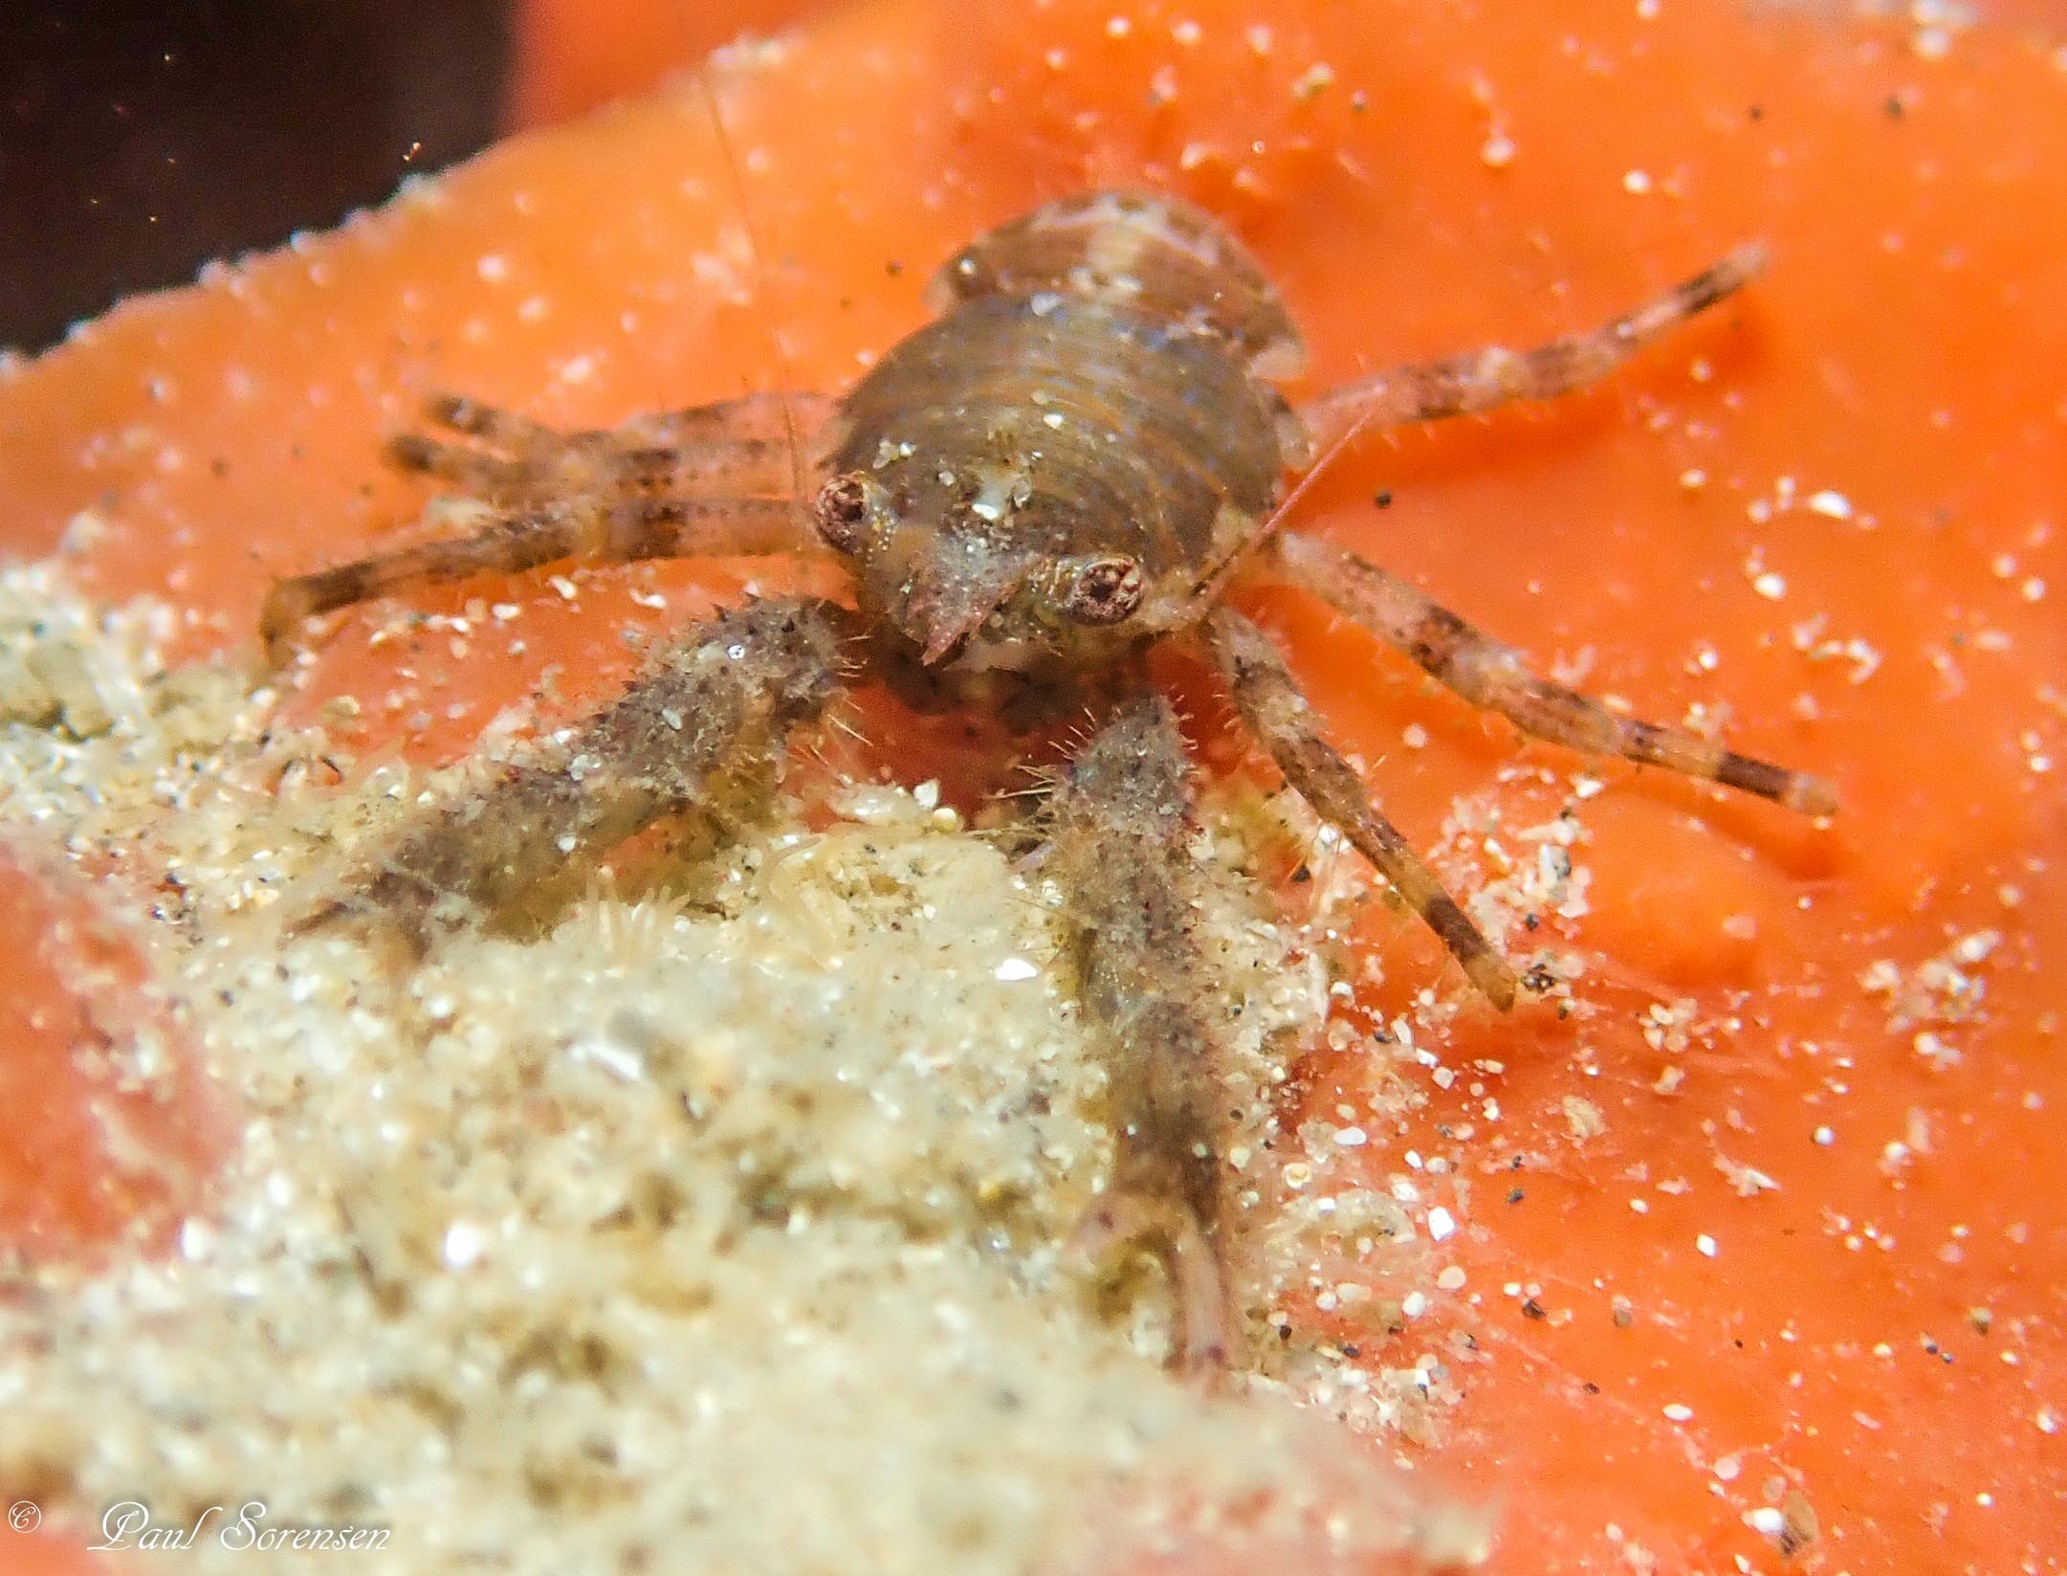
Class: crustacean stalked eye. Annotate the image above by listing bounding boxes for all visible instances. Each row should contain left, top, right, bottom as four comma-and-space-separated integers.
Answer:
811, 471, 879, 556
1057, 554, 1145, 625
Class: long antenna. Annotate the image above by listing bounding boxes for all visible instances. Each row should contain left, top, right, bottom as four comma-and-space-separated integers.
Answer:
697, 56, 810, 520
1183, 403, 1379, 615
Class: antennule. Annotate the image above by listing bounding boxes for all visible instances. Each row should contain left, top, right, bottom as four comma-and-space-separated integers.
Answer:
696, 62, 810, 521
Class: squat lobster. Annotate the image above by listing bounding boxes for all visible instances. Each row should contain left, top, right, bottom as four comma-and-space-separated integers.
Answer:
263, 191, 1833, 1368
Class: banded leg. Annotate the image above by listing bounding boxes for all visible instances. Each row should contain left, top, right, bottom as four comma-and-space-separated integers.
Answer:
261, 495, 807, 662
262, 389, 833, 662
299, 597, 851, 952
1298, 244, 1765, 449
595, 388, 835, 456
1205, 607, 1520, 1010
1269, 531, 1838, 815
387, 389, 834, 503
1045, 695, 1242, 1372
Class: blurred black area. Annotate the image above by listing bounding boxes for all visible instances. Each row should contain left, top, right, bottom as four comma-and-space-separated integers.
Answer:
1, 2, 511, 355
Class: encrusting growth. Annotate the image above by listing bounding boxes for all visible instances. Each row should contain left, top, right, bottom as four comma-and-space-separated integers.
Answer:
263, 188, 1834, 1366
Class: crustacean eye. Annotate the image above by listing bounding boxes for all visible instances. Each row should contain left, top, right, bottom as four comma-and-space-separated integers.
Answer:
1056, 554, 1144, 625
811, 471, 879, 555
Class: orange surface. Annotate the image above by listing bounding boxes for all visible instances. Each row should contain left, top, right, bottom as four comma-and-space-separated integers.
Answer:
0, 839, 223, 1259
509, 0, 831, 127
0, 1, 2063, 1571
0, 1526, 108, 1576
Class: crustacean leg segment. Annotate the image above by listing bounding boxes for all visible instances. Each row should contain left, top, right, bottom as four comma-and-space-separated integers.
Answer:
260, 390, 832, 662
1267, 532, 1838, 816
298, 596, 852, 952
1044, 695, 1244, 1371
1295, 244, 1767, 448
1205, 607, 1521, 1009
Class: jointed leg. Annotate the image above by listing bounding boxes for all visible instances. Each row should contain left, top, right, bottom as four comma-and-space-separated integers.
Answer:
262, 389, 833, 662
261, 495, 804, 662
387, 390, 834, 503
298, 597, 852, 952
1044, 695, 1242, 1371
1268, 531, 1838, 815
1297, 245, 1765, 449
1205, 607, 1520, 1010
446, 387, 820, 450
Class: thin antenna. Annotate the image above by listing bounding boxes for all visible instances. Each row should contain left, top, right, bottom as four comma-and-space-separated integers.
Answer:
1185, 406, 1379, 612
696, 59, 810, 520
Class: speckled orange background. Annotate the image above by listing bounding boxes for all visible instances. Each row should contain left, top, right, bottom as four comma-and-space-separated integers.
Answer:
1, 2, 2061, 1571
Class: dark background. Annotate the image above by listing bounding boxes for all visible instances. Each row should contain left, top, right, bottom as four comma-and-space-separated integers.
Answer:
1, 2, 511, 355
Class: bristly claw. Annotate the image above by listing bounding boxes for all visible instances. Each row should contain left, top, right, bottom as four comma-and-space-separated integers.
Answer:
289, 597, 851, 951
1045, 696, 1247, 1367
1071, 1191, 1237, 1373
